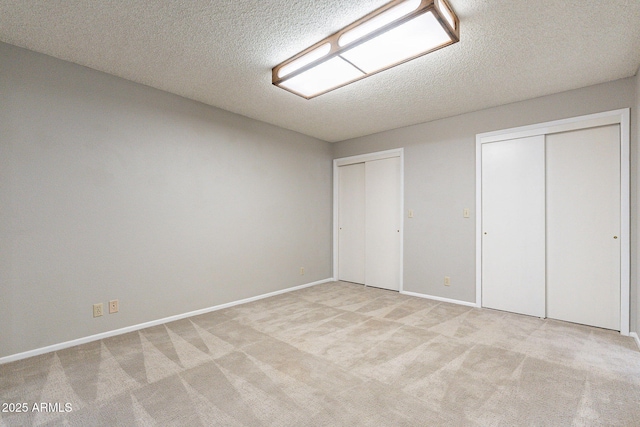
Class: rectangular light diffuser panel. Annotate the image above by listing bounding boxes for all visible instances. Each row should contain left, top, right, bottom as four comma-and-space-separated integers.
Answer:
273, 0, 459, 99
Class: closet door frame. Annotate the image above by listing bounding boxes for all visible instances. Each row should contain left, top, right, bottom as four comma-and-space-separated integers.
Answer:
475, 109, 630, 335
333, 148, 404, 291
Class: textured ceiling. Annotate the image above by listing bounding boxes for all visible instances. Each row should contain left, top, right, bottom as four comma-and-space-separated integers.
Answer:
1, 1, 639, 142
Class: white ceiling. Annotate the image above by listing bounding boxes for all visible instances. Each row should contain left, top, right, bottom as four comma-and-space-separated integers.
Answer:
1, 1, 639, 142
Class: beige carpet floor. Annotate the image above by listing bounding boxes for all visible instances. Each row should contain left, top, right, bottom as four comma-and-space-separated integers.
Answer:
1, 281, 640, 426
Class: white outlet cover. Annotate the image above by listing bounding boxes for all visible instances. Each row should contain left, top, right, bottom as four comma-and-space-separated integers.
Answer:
93, 303, 103, 317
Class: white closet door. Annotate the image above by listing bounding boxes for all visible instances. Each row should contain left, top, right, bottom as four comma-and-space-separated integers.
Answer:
546, 125, 620, 330
338, 163, 366, 284
482, 136, 546, 317
365, 157, 401, 291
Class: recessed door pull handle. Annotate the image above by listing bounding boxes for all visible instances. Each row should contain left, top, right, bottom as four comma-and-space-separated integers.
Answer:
614, 236, 618, 239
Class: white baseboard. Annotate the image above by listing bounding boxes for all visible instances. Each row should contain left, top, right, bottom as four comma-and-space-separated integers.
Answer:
631, 332, 640, 351
0, 278, 334, 365
400, 290, 477, 307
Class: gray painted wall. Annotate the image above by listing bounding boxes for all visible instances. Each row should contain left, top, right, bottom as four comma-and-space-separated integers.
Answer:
0, 43, 333, 358
636, 69, 640, 336
333, 77, 638, 334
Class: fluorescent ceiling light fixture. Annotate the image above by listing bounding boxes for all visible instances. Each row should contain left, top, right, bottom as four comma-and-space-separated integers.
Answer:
272, 0, 459, 99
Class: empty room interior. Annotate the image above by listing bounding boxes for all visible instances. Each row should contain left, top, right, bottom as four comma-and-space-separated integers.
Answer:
1, 0, 640, 425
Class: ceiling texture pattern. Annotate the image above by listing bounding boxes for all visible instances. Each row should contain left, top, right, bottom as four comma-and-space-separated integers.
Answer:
1, 0, 639, 142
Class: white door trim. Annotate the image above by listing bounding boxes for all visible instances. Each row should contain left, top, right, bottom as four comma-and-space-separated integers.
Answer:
475, 109, 630, 335
333, 148, 404, 291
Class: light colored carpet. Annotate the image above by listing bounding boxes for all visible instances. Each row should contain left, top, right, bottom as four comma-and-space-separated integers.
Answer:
1, 281, 639, 426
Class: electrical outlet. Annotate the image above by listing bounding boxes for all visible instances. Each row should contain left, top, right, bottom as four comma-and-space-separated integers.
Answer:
93, 303, 103, 318
300, 267, 305, 275
444, 276, 451, 286
109, 299, 119, 314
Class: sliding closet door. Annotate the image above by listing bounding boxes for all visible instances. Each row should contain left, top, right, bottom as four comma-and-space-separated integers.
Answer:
481, 136, 546, 317
338, 163, 366, 284
546, 125, 621, 330
365, 157, 401, 291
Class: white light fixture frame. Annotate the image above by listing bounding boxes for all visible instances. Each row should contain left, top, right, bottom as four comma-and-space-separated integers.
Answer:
272, 0, 459, 99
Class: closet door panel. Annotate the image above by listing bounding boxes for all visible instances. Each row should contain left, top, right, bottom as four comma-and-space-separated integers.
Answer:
546, 125, 620, 330
338, 163, 366, 284
365, 157, 401, 291
481, 136, 546, 317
